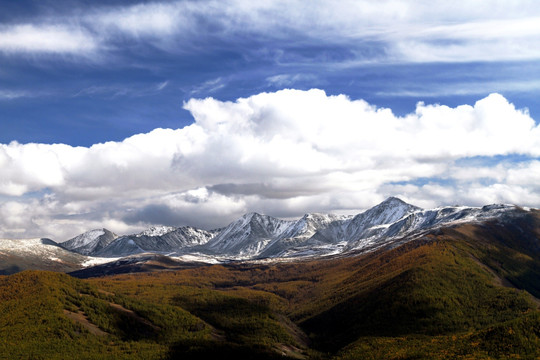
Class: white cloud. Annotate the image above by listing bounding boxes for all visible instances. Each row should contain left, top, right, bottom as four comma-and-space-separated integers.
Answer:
93, 2, 186, 38
155, 81, 169, 91
266, 74, 318, 87
2, 1, 540, 63
196, 1, 540, 63
0, 89, 540, 239
0, 90, 31, 100
390, 16, 540, 63
0, 24, 97, 55
73, 81, 171, 98
189, 78, 226, 95
376, 79, 540, 98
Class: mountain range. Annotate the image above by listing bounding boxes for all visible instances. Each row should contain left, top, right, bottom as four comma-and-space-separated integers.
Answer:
0, 196, 535, 276
59, 196, 531, 259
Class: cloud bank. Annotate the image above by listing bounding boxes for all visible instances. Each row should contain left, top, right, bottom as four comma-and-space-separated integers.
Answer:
1, 89, 539, 239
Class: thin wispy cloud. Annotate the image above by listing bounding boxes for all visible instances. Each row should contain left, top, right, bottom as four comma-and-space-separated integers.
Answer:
189, 77, 226, 95
155, 81, 169, 91
2, 1, 540, 64
0, 90, 30, 100
376, 80, 540, 97
0, 24, 98, 55
266, 74, 318, 88
73, 81, 171, 98
92, 2, 184, 38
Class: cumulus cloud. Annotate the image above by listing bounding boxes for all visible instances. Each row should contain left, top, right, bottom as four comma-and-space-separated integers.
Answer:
1, 89, 540, 239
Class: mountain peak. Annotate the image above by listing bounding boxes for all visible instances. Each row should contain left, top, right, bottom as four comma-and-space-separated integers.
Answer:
61, 229, 106, 244
205, 212, 293, 256
372, 197, 422, 214
347, 197, 421, 234
379, 196, 418, 208
241, 212, 263, 220
60, 228, 117, 256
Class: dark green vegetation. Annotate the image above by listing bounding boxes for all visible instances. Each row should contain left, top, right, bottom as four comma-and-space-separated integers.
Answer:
1, 211, 539, 359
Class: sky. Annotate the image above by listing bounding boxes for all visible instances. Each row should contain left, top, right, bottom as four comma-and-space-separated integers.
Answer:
1, 0, 540, 240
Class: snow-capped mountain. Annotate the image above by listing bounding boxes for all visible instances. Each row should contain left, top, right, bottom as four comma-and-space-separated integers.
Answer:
344, 197, 421, 241
60, 229, 118, 256
267, 201, 522, 258
194, 198, 527, 259
2, 197, 537, 277
285, 197, 420, 252
47, 197, 537, 264
92, 226, 216, 257
137, 226, 176, 237
0, 238, 93, 274
356, 203, 516, 247
258, 213, 352, 257
203, 212, 294, 256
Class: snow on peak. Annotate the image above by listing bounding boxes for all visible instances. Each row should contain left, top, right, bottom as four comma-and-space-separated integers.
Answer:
297, 213, 351, 230
302, 213, 338, 221
138, 226, 176, 237
379, 197, 420, 210
60, 228, 117, 256
61, 229, 105, 245
242, 212, 260, 219
205, 212, 294, 256
53, 197, 530, 261
351, 197, 420, 228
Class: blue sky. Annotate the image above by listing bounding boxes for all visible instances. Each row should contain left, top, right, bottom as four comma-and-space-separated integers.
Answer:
1, 0, 540, 239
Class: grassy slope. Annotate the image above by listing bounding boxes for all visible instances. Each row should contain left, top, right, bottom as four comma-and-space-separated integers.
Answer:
1, 211, 539, 359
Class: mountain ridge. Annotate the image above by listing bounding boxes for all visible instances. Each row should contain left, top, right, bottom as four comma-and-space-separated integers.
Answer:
1, 197, 534, 277
60, 228, 118, 256
53, 197, 532, 262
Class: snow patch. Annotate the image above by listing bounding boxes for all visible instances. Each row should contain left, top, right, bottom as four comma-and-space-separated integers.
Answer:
137, 226, 176, 237
81, 257, 120, 267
